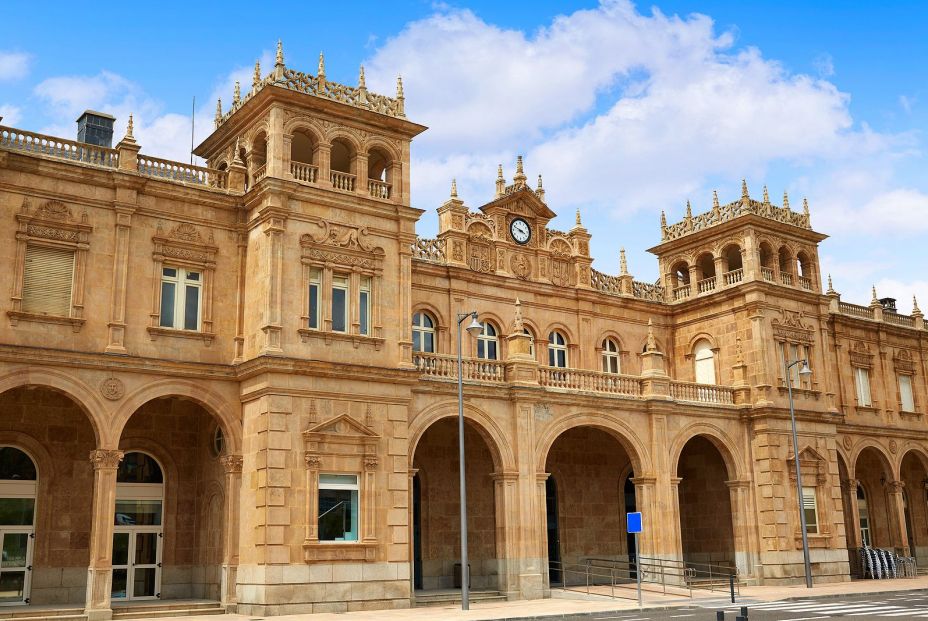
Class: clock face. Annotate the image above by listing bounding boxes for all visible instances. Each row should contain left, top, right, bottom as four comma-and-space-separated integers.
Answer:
510, 218, 531, 245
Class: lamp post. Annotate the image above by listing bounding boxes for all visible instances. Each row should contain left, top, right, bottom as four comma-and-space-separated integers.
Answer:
786, 357, 814, 588
457, 310, 483, 610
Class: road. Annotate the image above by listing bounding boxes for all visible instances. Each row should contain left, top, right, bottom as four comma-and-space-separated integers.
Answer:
568, 591, 928, 620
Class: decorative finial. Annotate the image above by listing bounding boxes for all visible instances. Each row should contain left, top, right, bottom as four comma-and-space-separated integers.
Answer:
913, 296, 922, 317
396, 75, 404, 98
620, 248, 628, 275
872, 285, 879, 304
803, 197, 810, 216
318, 52, 326, 78
783, 190, 790, 210
511, 297, 524, 333
215, 98, 222, 127
450, 178, 458, 198
516, 155, 524, 175
762, 185, 769, 204
497, 164, 504, 180
231, 137, 244, 165
233, 81, 241, 106
712, 190, 720, 210
535, 174, 545, 201
495, 164, 505, 197
660, 210, 667, 228
252, 61, 261, 90
575, 208, 582, 227
741, 178, 749, 200
358, 65, 366, 89
646, 319, 657, 352
125, 114, 134, 139
685, 200, 692, 219
826, 273, 835, 295
276, 40, 284, 66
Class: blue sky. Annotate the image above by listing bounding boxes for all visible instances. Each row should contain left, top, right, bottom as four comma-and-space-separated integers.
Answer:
1, 0, 927, 307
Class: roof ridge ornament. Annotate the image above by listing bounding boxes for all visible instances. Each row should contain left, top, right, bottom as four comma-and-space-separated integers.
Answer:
826, 274, 836, 295
214, 98, 222, 128
913, 295, 923, 317
495, 164, 505, 197
762, 185, 770, 205
783, 190, 790, 210
276, 39, 284, 66
318, 52, 326, 79
253, 61, 262, 91
233, 81, 241, 107
450, 178, 457, 199
620, 247, 628, 275
741, 178, 750, 201
535, 174, 545, 202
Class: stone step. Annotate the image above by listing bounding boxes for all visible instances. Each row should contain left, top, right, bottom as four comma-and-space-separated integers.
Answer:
0, 615, 85, 621
414, 591, 507, 607
112, 607, 224, 620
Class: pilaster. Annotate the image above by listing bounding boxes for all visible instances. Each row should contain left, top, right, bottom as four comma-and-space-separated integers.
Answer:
220, 454, 243, 610
85, 449, 124, 621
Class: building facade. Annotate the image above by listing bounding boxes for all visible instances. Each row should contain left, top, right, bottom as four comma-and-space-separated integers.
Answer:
0, 44, 926, 618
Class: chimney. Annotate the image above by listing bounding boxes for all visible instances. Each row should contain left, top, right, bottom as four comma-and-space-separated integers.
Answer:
76, 110, 116, 148
878, 297, 897, 312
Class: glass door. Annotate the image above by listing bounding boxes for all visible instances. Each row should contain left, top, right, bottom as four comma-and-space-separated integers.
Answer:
0, 530, 32, 604
112, 529, 161, 600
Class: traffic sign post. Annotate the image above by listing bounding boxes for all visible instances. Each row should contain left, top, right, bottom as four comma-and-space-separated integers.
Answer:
627, 512, 643, 609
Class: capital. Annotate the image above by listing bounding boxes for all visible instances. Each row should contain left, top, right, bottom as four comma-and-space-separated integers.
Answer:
89, 449, 124, 470
219, 454, 243, 473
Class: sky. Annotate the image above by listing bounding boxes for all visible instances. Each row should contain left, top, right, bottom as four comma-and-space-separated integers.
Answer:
1, 0, 927, 309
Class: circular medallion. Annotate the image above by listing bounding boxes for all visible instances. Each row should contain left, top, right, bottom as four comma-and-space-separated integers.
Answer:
890, 440, 898, 454
99, 377, 125, 401
842, 435, 852, 450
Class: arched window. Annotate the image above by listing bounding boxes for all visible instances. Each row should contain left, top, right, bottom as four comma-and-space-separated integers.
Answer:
602, 338, 621, 374
693, 339, 716, 384
476, 322, 498, 360
114, 452, 164, 600
523, 328, 536, 359
117, 452, 163, 485
548, 331, 568, 368
857, 485, 871, 547
412, 312, 436, 353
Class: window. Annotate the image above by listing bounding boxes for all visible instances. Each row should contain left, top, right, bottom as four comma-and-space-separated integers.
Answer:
855, 367, 872, 407
412, 312, 435, 353
602, 338, 620, 374
359, 276, 371, 336
801, 486, 819, 534
548, 331, 568, 368
318, 474, 359, 542
523, 328, 536, 359
778, 342, 811, 388
858, 485, 871, 547
899, 374, 915, 412
159, 267, 201, 330
308, 268, 321, 329
211, 426, 225, 458
694, 340, 716, 384
331, 274, 349, 333
477, 322, 498, 360
22, 245, 74, 317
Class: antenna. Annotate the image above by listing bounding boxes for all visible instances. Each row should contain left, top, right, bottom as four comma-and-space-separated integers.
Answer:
190, 95, 195, 165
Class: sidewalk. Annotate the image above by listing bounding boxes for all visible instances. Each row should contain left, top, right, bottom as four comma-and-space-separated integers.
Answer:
151, 577, 928, 621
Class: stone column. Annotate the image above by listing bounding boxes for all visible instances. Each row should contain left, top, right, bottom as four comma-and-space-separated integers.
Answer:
219, 455, 243, 610
843, 478, 862, 549
85, 449, 124, 621
491, 471, 520, 598
714, 256, 726, 285
888, 480, 910, 555
534, 473, 551, 595
317, 143, 332, 188
726, 479, 757, 579
354, 153, 369, 197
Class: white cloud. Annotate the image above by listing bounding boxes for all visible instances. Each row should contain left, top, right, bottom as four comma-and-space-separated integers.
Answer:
813, 53, 835, 78
0, 51, 30, 81
900, 94, 915, 113
0, 104, 21, 126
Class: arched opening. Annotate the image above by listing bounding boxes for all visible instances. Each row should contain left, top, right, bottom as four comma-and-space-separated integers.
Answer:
411, 417, 500, 593
601, 338, 621, 374
476, 321, 499, 361
778, 246, 794, 285
544, 426, 638, 586
330, 138, 356, 191
250, 132, 267, 183
854, 447, 893, 549
695, 253, 716, 293
900, 451, 928, 562
758, 242, 775, 281
412, 312, 437, 366
796, 251, 815, 290
722, 244, 743, 284
671, 261, 691, 300
0, 386, 96, 606
548, 331, 568, 368
676, 436, 735, 570
118, 397, 231, 602
367, 147, 392, 199
290, 129, 319, 183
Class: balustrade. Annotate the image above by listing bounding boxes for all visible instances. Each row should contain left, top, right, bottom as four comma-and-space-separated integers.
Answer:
252, 164, 267, 183
539, 367, 641, 397
724, 269, 744, 285
697, 276, 717, 293
670, 381, 734, 405
413, 352, 505, 382
673, 285, 691, 301
368, 179, 391, 200
798, 275, 813, 290
761, 267, 774, 282
411, 237, 447, 264
838, 302, 874, 320
780, 272, 793, 286
331, 170, 356, 192
291, 161, 318, 183
885, 312, 915, 328
137, 155, 228, 188
1, 125, 118, 168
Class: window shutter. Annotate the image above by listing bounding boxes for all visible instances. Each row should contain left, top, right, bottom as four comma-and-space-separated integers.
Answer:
22, 245, 74, 316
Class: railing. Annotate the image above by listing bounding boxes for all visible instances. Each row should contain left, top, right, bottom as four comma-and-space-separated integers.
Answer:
411, 237, 447, 264
331, 170, 356, 192
252, 163, 267, 183
291, 160, 318, 183
137, 155, 228, 188
670, 381, 734, 405
696, 276, 716, 293
539, 368, 641, 397
798, 275, 813, 290
780, 272, 793, 285
761, 266, 774, 282
885, 312, 915, 328
368, 179, 391, 200
1, 125, 118, 168
673, 285, 691, 301
724, 268, 743, 285
413, 352, 505, 382
640, 557, 739, 594
839, 301, 874, 320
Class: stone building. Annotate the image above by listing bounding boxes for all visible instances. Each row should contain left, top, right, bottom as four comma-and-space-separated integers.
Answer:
0, 43, 925, 618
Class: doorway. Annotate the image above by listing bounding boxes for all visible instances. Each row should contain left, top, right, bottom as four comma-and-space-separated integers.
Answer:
112, 452, 164, 600
546, 476, 561, 584
624, 473, 637, 577
0, 447, 37, 605
413, 473, 422, 590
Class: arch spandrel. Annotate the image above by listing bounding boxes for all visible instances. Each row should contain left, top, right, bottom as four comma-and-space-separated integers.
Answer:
534, 412, 651, 476
409, 401, 514, 474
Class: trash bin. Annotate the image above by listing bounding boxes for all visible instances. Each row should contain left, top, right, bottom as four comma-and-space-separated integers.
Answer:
453, 563, 471, 588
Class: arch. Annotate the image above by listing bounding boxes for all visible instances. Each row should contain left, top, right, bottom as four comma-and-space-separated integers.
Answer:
695, 251, 715, 280
366, 145, 393, 184
758, 240, 775, 269
669, 425, 744, 481
412, 309, 438, 354
687, 332, 719, 352
548, 238, 573, 256
542, 322, 577, 346
535, 412, 651, 475
721, 243, 743, 272
466, 221, 494, 239
411, 302, 446, 331
363, 137, 401, 164
282, 118, 324, 144
476, 319, 501, 361
796, 249, 816, 283
0, 367, 106, 447
597, 330, 626, 353
409, 401, 515, 474
600, 336, 622, 374
898, 445, 928, 475
290, 126, 320, 168
670, 259, 691, 286
850, 441, 896, 480
777, 245, 794, 275
112, 380, 241, 454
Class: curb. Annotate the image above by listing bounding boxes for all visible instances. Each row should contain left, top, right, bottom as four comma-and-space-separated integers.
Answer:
780, 586, 928, 603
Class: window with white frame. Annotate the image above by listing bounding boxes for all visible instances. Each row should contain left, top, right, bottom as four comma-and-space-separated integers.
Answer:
693, 339, 716, 384
308, 267, 321, 330
318, 474, 359, 542
602, 338, 621, 374
548, 331, 568, 368
899, 374, 916, 412
857, 485, 871, 546
801, 486, 819, 534
359, 276, 371, 336
330, 274, 349, 333
477, 322, 498, 360
855, 366, 872, 407
412, 312, 436, 353
159, 267, 201, 330
777, 341, 811, 389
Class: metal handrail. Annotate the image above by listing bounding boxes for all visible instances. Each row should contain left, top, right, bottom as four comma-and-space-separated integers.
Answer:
586, 555, 739, 595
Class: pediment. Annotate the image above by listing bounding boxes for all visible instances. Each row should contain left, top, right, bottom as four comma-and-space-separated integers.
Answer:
304, 413, 379, 438
479, 186, 557, 221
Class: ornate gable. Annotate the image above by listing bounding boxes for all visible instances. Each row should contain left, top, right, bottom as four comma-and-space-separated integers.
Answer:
849, 341, 873, 368
300, 220, 385, 269
772, 309, 815, 344
894, 348, 915, 374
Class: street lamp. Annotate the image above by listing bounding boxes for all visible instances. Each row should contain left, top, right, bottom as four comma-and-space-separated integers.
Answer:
457, 311, 482, 610
786, 358, 814, 588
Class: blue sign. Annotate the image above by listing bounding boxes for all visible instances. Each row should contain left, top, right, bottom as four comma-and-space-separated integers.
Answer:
627, 512, 643, 534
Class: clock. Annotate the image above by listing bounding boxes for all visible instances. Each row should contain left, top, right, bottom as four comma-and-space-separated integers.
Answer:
510, 218, 531, 245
